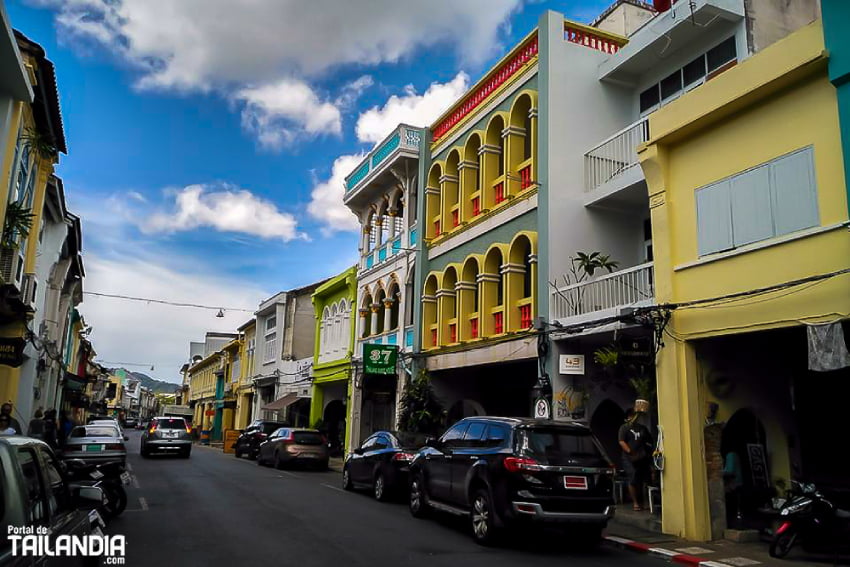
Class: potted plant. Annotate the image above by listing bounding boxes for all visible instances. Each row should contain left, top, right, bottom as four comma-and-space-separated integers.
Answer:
629, 369, 655, 413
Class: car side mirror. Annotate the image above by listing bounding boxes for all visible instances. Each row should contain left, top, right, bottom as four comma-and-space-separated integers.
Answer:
353, 448, 364, 455
425, 437, 439, 448
72, 485, 106, 510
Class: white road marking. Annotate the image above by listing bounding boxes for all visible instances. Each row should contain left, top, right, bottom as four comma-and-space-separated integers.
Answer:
138, 497, 148, 511
132, 476, 140, 489
277, 471, 300, 479
321, 483, 345, 493
676, 547, 714, 554
126, 463, 133, 472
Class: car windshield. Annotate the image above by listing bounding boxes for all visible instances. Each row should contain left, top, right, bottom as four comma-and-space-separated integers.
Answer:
71, 426, 118, 438
156, 419, 186, 430
262, 423, 284, 434
520, 428, 609, 467
293, 431, 323, 445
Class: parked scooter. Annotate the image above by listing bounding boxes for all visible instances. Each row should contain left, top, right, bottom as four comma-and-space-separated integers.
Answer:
770, 480, 850, 559
63, 459, 131, 518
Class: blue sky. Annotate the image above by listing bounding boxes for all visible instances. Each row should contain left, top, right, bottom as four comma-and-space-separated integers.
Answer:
7, 0, 611, 382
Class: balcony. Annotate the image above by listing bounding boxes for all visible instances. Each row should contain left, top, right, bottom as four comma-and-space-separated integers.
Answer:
344, 124, 422, 207
598, 0, 744, 86
359, 225, 416, 274
584, 117, 649, 207
550, 262, 655, 325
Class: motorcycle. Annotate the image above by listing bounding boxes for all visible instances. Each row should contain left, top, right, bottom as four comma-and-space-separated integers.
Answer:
770, 480, 850, 559
64, 459, 131, 518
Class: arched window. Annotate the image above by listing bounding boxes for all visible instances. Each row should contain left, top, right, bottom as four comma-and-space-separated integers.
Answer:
339, 299, 349, 349
423, 274, 439, 348
444, 150, 461, 230
375, 287, 386, 335
387, 280, 400, 331
460, 257, 480, 341
463, 133, 482, 220
484, 116, 506, 207
426, 164, 442, 239
483, 247, 505, 335
405, 268, 415, 327
322, 306, 330, 354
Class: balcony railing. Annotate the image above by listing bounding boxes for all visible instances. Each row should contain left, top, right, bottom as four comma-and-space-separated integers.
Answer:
551, 262, 655, 321
584, 118, 649, 192
345, 124, 422, 192
564, 20, 628, 54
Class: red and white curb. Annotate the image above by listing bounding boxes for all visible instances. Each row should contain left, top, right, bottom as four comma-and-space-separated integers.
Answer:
604, 536, 733, 566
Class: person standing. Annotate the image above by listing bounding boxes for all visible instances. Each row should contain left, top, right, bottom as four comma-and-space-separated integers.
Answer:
58, 410, 75, 447
0, 415, 16, 435
618, 408, 654, 511
28, 408, 46, 439
1, 403, 22, 435
42, 409, 58, 449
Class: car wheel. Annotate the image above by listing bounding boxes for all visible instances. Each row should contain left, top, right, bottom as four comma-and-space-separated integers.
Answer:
770, 526, 798, 558
342, 466, 353, 491
274, 451, 284, 470
471, 489, 499, 546
234, 445, 242, 458
374, 472, 389, 502
409, 474, 429, 518
182, 448, 191, 459
256, 453, 265, 466
140, 446, 149, 458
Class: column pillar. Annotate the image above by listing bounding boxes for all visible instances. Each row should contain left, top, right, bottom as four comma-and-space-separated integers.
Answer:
375, 217, 384, 247
478, 144, 500, 210
422, 294, 437, 348
502, 124, 526, 197
502, 261, 525, 332
439, 174, 459, 232
425, 186, 441, 239
383, 298, 395, 331
458, 160, 479, 223
359, 308, 369, 338
370, 303, 380, 336
455, 280, 476, 341
477, 273, 500, 336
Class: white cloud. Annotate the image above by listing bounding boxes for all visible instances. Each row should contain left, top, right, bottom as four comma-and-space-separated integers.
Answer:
234, 79, 343, 150
143, 184, 307, 241
307, 154, 365, 234
80, 255, 268, 384
356, 72, 470, 144
335, 75, 375, 110
41, 0, 522, 91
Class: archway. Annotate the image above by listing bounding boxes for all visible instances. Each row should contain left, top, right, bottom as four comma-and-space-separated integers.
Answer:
323, 399, 347, 456
721, 408, 769, 524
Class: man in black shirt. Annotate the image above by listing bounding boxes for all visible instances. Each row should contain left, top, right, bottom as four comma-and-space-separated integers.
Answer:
618, 408, 653, 511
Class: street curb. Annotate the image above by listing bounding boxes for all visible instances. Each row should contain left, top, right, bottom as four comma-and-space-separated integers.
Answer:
603, 536, 732, 567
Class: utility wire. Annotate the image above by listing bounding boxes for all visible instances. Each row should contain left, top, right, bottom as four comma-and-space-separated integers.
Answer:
83, 291, 254, 313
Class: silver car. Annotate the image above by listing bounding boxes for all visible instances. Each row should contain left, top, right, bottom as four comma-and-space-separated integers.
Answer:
62, 424, 128, 465
140, 417, 192, 458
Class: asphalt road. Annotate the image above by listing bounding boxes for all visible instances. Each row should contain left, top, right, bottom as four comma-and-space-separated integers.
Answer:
108, 430, 662, 567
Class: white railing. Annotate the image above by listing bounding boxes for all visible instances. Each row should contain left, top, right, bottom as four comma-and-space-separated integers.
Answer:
584, 118, 649, 192
551, 262, 654, 320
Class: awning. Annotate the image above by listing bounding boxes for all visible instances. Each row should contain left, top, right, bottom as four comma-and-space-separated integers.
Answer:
262, 393, 302, 411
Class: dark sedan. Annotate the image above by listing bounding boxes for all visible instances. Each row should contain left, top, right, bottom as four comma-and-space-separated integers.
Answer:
233, 419, 288, 459
343, 431, 428, 501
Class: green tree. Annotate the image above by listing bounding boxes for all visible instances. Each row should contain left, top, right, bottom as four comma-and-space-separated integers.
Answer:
397, 369, 445, 435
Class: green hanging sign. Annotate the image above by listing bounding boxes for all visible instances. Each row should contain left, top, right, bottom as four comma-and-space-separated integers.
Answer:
363, 344, 398, 375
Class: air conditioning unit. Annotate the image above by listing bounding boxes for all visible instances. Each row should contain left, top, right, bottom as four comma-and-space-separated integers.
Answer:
0, 246, 25, 290
21, 274, 38, 309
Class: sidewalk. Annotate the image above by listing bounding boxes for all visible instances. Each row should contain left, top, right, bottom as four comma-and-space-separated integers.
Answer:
329, 457, 344, 473
606, 513, 846, 566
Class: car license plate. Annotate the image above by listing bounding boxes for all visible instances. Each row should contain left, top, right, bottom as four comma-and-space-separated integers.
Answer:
120, 471, 132, 485
564, 475, 588, 490
85, 444, 103, 452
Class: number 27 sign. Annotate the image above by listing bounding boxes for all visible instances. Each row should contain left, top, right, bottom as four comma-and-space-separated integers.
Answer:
363, 344, 399, 375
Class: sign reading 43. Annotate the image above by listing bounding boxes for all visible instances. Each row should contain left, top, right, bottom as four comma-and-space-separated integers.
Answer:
363, 344, 399, 375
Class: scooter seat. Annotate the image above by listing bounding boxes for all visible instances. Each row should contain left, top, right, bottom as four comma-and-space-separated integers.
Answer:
835, 508, 850, 519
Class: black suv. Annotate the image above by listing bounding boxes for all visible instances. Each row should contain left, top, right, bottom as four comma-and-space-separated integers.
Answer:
408, 417, 615, 545
233, 420, 289, 459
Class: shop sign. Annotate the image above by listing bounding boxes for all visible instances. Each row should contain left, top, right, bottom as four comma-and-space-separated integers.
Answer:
559, 354, 585, 375
533, 397, 551, 419
363, 344, 398, 375
0, 337, 26, 368
618, 336, 653, 363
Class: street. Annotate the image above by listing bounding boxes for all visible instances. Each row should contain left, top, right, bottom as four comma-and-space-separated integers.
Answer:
110, 430, 661, 566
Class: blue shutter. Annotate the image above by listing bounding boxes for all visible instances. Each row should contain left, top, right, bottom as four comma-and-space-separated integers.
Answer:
731, 164, 773, 247
770, 147, 819, 236
696, 180, 733, 256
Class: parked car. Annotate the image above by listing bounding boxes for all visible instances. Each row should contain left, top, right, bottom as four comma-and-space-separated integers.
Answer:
343, 431, 428, 501
233, 419, 288, 459
137, 419, 149, 430
0, 436, 107, 566
140, 417, 192, 458
408, 417, 616, 545
123, 417, 138, 428
257, 427, 328, 470
62, 424, 128, 465
90, 418, 124, 436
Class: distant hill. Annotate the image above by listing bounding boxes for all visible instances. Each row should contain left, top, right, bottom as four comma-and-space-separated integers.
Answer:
108, 369, 182, 394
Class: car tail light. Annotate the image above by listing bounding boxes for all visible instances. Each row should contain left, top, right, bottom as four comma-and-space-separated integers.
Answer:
280, 430, 294, 444
504, 457, 541, 473
186, 425, 192, 434
393, 452, 416, 462
254, 432, 267, 440
149, 426, 156, 434
105, 443, 124, 451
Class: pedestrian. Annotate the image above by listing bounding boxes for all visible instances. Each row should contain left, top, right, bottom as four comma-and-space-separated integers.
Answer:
58, 410, 75, 447
618, 407, 653, 511
1, 402, 22, 435
42, 409, 58, 449
0, 415, 16, 436
28, 408, 46, 439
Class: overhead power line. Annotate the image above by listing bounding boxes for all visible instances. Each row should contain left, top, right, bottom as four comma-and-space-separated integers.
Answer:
83, 291, 254, 313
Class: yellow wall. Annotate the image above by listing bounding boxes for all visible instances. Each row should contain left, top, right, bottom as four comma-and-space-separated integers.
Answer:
639, 21, 849, 541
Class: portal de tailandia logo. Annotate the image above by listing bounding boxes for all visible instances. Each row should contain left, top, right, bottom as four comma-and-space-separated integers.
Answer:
8, 525, 126, 564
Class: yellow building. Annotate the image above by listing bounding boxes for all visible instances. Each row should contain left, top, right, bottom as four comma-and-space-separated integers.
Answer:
639, 21, 850, 540
219, 338, 240, 436
189, 351, 220, 434
234, 319, 256, 429
0, 31, 67, 406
